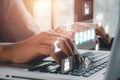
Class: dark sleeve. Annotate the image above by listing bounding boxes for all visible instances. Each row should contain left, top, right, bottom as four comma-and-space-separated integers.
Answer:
0, 0, 39, 42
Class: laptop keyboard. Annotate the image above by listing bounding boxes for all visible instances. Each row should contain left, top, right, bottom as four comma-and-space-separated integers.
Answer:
29, 51, 110, 77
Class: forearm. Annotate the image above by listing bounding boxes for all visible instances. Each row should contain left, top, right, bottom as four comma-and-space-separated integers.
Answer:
0, 43, 14, 62
0, 42, 28, 63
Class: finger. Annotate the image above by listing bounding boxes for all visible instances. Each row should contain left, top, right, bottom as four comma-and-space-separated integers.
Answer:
50, 53, 61, 64
96, 27, 111, 44
40, 31, 63, 38
74, 54, 83, 64
36, 44, 52, 56
62, 38, 74, 56
104, 34, 112, 44
58, 34, 80, 58
87, 24, 111, 44
93, 38, 99, 43
36, 43, 67, 64
60, 37, 83, 64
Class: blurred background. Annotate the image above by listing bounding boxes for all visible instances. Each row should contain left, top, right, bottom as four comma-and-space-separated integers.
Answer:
24, 0, 119, 38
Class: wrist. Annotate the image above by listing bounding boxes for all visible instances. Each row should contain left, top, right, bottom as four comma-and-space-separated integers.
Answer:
0, 44, 13, 62
1, 42, 24, 63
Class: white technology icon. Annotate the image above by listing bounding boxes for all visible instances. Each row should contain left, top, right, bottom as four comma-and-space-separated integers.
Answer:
85, 3, 90, 15
54, 39, 61, 53
64, 58, 70, 72
74, 28, 95, 45
96, 13, 104, 26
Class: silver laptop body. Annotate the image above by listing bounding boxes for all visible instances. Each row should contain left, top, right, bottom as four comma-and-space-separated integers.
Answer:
0, 24, 119, 80
0, 50, 110, 80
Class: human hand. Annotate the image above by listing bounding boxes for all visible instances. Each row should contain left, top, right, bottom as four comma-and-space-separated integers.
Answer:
55, 22, 111, 44
9, 31, 82, 64
87, 23, 111, 44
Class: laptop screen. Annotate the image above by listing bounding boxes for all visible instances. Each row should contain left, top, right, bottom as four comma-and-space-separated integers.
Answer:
105, 1, 120, 80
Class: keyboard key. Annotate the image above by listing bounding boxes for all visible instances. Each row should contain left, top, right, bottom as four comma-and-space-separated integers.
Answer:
75, 71, 85, 76
82, 73, 92, 77
88, 70, 96, 74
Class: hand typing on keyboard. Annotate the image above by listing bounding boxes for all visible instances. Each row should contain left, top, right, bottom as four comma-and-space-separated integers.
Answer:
48, 31, 83, 64
55, 22, 112, 44
0, 22, 110, 65
1, 31, 83, 64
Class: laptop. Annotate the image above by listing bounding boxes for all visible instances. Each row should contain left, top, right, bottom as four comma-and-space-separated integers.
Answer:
0, 19, 119, 80
0, 34, 112, 80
